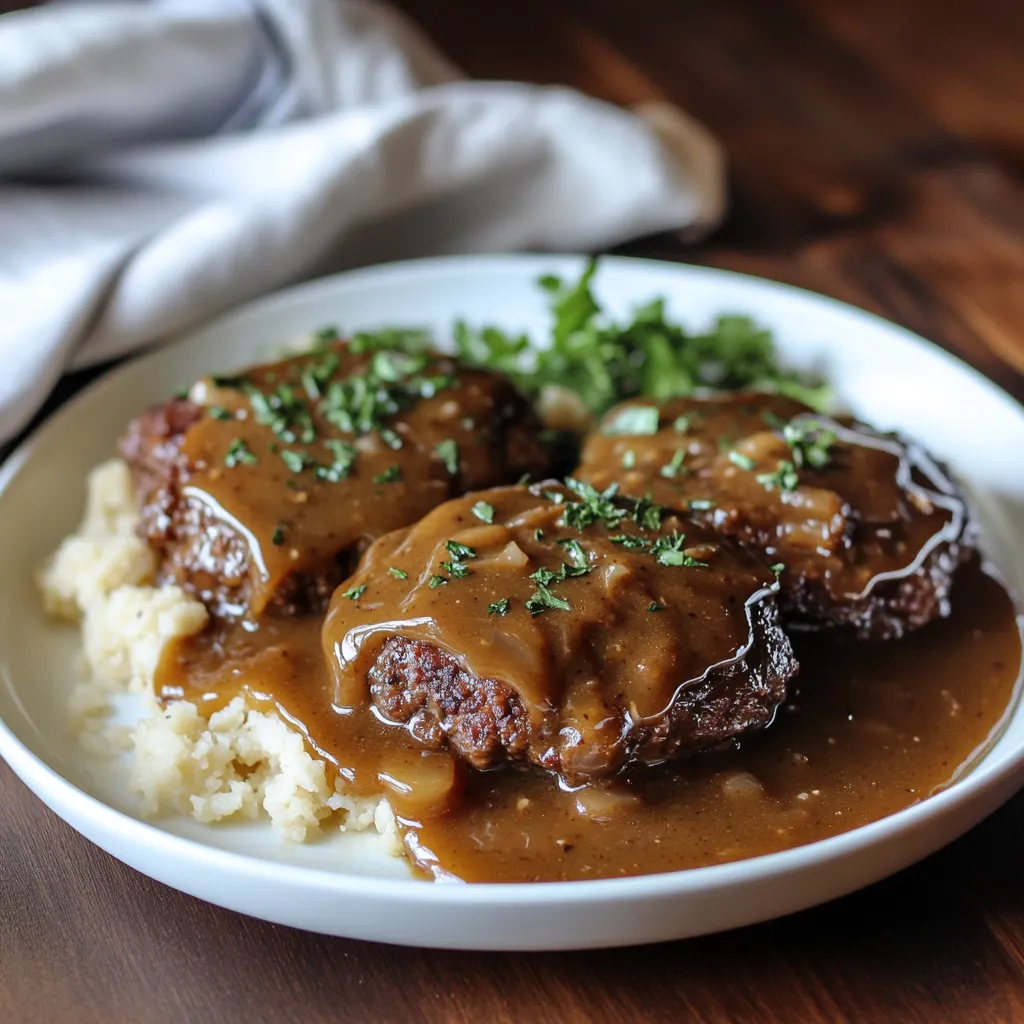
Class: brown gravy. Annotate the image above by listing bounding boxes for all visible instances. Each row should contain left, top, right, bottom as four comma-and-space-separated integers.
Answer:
156, 559, 1021, 883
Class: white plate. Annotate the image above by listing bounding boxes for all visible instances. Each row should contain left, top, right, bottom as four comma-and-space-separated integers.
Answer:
2, 254, 1024, 951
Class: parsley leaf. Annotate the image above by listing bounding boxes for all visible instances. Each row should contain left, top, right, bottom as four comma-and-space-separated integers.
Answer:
562, 478, 625, 530
650, 531, 708, 568
756, 459, 800, 492
728, 450, 755, 472
342, 585, 367, 600
435, 438, 459, 476
488, 597, 511, 616
659, 449, 686, 479
471, 501, 495, 524
388, 567, 408, 580
224, 438, 257, 468
525, 584, 572, 617
373, 464, 402, 484
602, 405, 659, 436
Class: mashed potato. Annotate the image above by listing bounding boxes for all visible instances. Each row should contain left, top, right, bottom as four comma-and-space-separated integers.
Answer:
37, 459, 398, 852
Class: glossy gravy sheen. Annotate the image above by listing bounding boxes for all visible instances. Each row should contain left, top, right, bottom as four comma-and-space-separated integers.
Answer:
156, 560, 1020, 882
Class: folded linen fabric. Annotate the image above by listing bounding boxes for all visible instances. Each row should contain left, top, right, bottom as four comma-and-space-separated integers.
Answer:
0, 0, 725, 442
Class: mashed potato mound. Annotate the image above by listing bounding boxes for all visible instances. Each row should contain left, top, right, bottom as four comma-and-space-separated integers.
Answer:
38, 459, 398, 852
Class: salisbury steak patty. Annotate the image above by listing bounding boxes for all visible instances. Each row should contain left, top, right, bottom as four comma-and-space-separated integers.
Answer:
324, 481, 798, 784
577, 392, 973, 640
120, 342, 554, 620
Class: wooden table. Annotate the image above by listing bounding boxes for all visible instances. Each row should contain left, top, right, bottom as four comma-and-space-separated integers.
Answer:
3, 1, 1024, 1021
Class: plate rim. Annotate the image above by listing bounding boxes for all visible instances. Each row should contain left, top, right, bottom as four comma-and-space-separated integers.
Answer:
2, 251, 1023, 911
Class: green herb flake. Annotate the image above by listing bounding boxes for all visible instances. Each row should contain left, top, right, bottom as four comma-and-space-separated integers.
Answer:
632, 495, 664, 531
388, 567, 409, 580
602, 405, 660, 437
534, 529, 545, 541
770, 563, 786, 578
380, 428, 404, 450
525, 584, 572, 617
783, 419, 837, 470
315, 440, 357, 483
650, 531, 708, 568
610, 534, 650, 551
342, 585, 367, 600
428, 574, 448, 589
622, 449, 636, 470
280, 449, 307, 473
488, 597, 511, 616
756, 459, 800, 493
688, 498, 716, 511
471, 501, 495, 524
556, 538, 589, 571
373, 464, 402, 484
673, 415, 690, 435
208, 406, 234, 421
728, 449, 756, 472
435, 438, 459, 476
314, 325, 340, 347
224, 438, 258, 468
648, 601, 664, 612
562, 478, 625, 531
271, 525, 286, 546
659, 448, 687, 479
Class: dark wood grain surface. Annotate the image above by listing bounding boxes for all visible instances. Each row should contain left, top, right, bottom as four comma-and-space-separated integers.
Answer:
4, 1, 1024, 1021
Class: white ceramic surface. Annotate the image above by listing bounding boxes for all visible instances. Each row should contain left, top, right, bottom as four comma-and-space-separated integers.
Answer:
1, 254, 1023, 951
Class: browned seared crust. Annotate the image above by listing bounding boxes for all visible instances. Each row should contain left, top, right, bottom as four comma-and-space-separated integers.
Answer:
367, 597, 797, 784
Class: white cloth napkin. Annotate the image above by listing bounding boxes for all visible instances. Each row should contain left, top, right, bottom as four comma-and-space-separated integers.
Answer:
0, 0, 725, 444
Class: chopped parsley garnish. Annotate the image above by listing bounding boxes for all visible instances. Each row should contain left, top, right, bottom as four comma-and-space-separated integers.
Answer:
247, 382, 315, 444
428, 574, 448, 589
688, 498, 716, 511
488, 597, 511, 616
659, 449, 686, 479
342, 585, 367, 600
471, 501, 495, 524
783, 419, 836, 470
556, 538, 589, 571
435, 438, 459, 476
348, 327, 433, 355
562, 478, 625, 530
450, 259, 832, 415
388, 567, 409, 580
610, 534, 650, 550
648, 602, 664, 612
224, 438, 257, 467
673, 415, 690, 434
728, 450, 755, 472
534, 529, 545, 541
271, 525, 286, 546
525, 584, 572, 617
445, 540, 476, 560
315, 440, 357, 482
313, 325, 340, 346
770, 563, 785, 578
432, 539, 477, 585
208, 406, 234, 421
380, 428, 403, 450
602, 405, 660, 436
650, 531, 708, 568
280, 449, 308, 473
622, 449, 636, 470
372, 464, 402, 484
632, 495, 664, 531
756, 459, 799, 492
